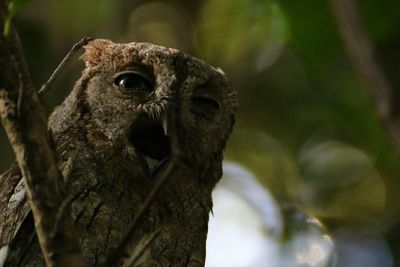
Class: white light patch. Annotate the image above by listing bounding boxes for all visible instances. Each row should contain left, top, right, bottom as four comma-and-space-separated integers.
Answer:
206, 162, 282, 267
284, 232, 334, 267
296, 242, 328, 265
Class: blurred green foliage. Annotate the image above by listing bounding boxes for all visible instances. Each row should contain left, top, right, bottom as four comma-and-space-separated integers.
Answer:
1, 0, 400, 264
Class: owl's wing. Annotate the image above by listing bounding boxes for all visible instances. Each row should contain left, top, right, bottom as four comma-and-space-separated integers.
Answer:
0, 163, 35, 266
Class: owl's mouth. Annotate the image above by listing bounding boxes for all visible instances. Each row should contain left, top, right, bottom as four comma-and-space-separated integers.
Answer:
128, 114, 171, 178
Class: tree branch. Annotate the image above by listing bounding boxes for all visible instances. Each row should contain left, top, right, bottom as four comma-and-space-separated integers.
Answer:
39, 36, 93, 96
0, 1, 85, 266
329, 0, 400, 151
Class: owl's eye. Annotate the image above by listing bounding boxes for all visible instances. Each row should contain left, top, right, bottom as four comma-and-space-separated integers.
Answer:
190, 96, 220, 120
114, 72, 154, 93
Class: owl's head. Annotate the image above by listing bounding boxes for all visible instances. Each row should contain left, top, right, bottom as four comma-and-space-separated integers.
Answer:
72, 39, 237, 179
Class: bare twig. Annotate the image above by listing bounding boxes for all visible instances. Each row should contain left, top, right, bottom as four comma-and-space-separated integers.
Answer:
0, 2, 85, 266
101, 104, 182, 267
122, 230, 160, 267
104, 157, 179, 266
39, 36, 93, 96
329, 0, 400, 151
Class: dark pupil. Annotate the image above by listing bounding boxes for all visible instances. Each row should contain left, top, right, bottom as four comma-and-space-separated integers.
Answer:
115, 73, 152, 92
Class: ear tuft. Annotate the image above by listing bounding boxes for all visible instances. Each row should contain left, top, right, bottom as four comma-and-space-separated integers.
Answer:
81, 39, 114, 67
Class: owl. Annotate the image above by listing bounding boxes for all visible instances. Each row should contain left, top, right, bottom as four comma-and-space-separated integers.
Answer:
0, 39, 237, 266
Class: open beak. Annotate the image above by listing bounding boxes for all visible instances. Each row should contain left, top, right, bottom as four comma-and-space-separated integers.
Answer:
128, 113, 171, 179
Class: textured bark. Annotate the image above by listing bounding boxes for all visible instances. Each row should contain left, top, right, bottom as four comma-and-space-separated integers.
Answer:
0, 1, 85, 266
0, 38, 237, 266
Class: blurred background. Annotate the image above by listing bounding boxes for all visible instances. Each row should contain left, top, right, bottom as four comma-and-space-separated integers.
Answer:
1, 0, 400, 266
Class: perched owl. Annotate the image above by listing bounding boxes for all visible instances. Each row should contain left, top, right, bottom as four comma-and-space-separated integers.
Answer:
0, 39, 237, 266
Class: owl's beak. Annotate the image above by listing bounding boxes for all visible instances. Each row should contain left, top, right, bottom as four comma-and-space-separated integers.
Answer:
162, 114, 169, 136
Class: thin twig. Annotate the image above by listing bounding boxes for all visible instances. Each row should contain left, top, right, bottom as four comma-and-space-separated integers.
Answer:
101, 159, 179, 267
329, 0, 400, 151
122, 230, 161, 267
101, 104, 182, 267
38, 36, 93, 96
